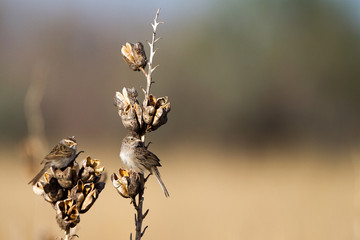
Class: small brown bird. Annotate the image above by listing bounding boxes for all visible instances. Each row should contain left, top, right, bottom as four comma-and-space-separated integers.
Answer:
28, 137, 78, 185
120, 132, 169, 197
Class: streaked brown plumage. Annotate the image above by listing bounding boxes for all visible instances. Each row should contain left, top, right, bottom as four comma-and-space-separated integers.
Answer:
28, 137, 78, 185
120, 132, 169, 197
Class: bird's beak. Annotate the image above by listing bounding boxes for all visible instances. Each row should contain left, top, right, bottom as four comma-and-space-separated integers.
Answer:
73, 142, 78, 146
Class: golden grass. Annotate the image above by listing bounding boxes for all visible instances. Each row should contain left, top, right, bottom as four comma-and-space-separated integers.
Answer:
0, 143, 356, 240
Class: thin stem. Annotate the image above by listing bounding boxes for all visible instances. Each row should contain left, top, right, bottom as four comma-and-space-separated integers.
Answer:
139, 67, 147, 78
144, 8, 163, 104
126, 9, 162, 240
131, 174, 148, 240
134, 193, 144, 240
64, 229, 71, 240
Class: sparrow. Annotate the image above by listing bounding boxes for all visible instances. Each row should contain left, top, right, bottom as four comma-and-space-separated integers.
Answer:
120, 132, 169, 197
28, 137, 78, 185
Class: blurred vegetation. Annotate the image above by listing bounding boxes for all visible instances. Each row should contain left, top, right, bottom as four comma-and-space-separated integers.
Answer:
1, 0, 359, 148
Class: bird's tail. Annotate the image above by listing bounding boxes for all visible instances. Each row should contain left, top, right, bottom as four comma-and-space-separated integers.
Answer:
28, 166, 48, 185
153, 167, 169, 197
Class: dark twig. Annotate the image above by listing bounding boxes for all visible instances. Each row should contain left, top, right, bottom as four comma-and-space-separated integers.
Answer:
141, 226, 148, 237
143, 209, 149, 219
129, 173, 147, 240
64, 228, 71, 240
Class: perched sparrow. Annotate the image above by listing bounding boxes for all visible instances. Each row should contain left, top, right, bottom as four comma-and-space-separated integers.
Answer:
120, 132, 169, 197
28, 137, 78, 185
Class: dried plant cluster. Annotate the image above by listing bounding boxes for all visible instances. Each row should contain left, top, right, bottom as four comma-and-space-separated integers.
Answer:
114, 87, 170, 134
121, 42, 147, 72
112, 9, 169, 240
33, 156, 105, 239
112, 168, 143, 199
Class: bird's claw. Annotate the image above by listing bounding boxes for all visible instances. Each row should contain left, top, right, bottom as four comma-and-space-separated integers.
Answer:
144, 173, 151, 182
75, 151, 84, 159
145, 142, 152, 149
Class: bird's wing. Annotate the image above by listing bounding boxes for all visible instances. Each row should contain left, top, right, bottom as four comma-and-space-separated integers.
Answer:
135, 148, 162, 168
41, 144, 74, 164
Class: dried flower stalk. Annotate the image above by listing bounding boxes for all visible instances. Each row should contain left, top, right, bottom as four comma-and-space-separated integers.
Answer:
114, 8, 169, 240
143, 8, 163, 102
131, 174, 148, 240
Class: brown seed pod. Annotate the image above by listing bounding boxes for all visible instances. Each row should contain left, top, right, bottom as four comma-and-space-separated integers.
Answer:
121, 42, 147, 71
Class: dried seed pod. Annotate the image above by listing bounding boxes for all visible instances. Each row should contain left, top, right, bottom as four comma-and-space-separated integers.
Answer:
155, 96, 168, 107
121, 42, 136, 70
152, 107, 164, 126
33, 181, 46, 196
70, 178, 104, 214
142, 94, 156, 125
127, 170, 141, 197
43, 175, 64, 203
111, 169, 141, 198
33, 180, 55, 203
122, 107, 140, 131
80, 156, 105, 183
80, 188, 97, 213
149, 95, 157, 106
126, 87, 138, 103
142, 94, 171, 132
121, 42, 147, 71
79, 166, 94, 183
56, 199, 80, 230
55, 163, 79, 189
114, 90, 129, 111
111, 171, 130, 198
151, 102, 170, 130
114, 88, 143, 132
134, 102, 143, 129
133, 42, 147, 70
70, 180, 85, 208
143, 105, 156, 125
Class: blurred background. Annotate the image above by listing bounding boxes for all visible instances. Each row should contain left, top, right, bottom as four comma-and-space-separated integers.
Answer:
1, 0, 360, 239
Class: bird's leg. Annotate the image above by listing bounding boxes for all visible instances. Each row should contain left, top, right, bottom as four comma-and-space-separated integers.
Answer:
145, 142, 152, 149
144, 173, 152, 182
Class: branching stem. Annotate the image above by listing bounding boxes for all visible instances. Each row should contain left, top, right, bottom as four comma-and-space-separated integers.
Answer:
131, 174, 149, 240
124, 9, 164, 240
143, 8, 163, 104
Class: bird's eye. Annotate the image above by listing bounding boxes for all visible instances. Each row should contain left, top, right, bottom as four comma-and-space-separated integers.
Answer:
64, 139, 76, 147
129, 137, 134, 141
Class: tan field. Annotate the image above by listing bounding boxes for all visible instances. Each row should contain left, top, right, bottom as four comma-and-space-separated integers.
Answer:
0, 142, 357, 240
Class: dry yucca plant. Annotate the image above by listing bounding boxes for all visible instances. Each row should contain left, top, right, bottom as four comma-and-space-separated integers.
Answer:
112, 8, 170, 240
30, 143, 106, 239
